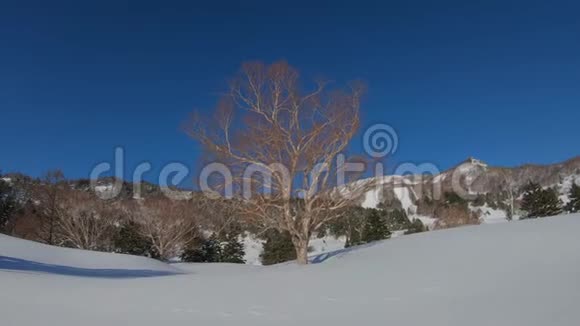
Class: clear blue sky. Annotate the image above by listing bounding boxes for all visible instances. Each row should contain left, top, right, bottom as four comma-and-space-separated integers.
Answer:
1, 0, 579, 186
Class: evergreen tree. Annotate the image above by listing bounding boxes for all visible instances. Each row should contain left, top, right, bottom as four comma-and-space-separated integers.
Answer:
181, 234, 222, 263
343, 207, 366, 248
361, 209, 391, 243
405, 218, 426, 235
566, 183, 580, 213
113, 221, 155, 257
180, 237, 206, 263
539, 188, 563, 217
260, 230, 296, 265
326, 207, 393, 248
202, 234, 223, 262
0, 178, 17, 234
385, 209, 411, 231
323, 206, 366, 248
444, 191, 468, 207
521, 182, 563, 218
521, 182, 542, 218
345, 225, 364, 248
221, 232, 245, 264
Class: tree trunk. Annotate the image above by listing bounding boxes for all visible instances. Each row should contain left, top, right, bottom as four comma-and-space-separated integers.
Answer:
294, 238, 309, 265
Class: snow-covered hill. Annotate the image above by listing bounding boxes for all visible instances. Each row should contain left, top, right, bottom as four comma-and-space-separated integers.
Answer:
0, 234, 181, 277
1, 214, 579, 325
355, 156, 580, 223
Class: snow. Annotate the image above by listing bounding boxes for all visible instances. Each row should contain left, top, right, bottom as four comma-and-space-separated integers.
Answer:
432, 172, 447, 183
241, 234, 347, 266
93, 184, 118, 199
390, 229, 406, 238
359, 176, 421, 211
558, 174, 579, 204
470, 203, 509, 224
308, 236, 347, 256
241, 233, 264, 266
451, 160, 488, 195
0, 234, 181, 277
393, 186, 417, 214
466, 157, 488, 167
93, 184, 113, 193
2, 214, 580, 325
410, 214, 437, 228
361, 187, 381, 208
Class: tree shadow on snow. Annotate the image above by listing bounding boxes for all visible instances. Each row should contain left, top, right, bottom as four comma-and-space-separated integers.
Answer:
309, 241, 382, 264
0, 256, 178, 278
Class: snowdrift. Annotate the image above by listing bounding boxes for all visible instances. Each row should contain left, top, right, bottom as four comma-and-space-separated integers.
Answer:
0, 234, 181, 277
1, 214, 579, 326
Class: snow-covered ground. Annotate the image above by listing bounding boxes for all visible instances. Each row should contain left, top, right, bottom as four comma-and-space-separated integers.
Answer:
241, 234, 348, 265
240, 233, 265, 265
412, 214, 438, 228
0, 234, 180, 277
308, 235, 347, 255
470, 203, 510, 224
2, 214, 580, 325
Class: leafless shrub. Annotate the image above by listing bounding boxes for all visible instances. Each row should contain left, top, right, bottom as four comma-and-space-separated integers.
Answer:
194, 195, 248, 237
130, 196, 199, 261
54, 190, 118, 250
433, 205, 480, 230
32, 170, 66, 245
10, 205, 42, 240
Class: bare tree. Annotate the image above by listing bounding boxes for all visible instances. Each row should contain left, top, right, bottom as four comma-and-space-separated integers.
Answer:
33, 170, 66, 245
195, 196, 248, 238
131, 197, 199, 261
54, 190, 117, 250
433, 206, 480, 230
187, 61, 371, 264
499, 170, 516, 220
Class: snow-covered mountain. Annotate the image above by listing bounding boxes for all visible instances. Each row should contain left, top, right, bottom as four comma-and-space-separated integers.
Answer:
356, 156, 580, 223
1, 213, 579, 325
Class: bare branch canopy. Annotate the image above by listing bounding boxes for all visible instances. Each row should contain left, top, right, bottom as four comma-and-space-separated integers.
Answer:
186, 61, 371, 264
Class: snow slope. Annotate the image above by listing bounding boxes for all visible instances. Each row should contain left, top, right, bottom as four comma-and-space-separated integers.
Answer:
393, 186, 417, 214
470, 203, 510, 224
0, 234, 181, 277
2, 214, 580, 325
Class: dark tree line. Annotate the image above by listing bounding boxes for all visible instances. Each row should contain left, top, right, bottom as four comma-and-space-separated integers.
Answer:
181, 231, 245, 264
566, 183, 580, 213
0, 176, 19, 234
